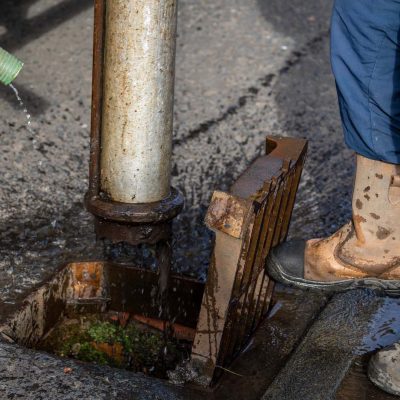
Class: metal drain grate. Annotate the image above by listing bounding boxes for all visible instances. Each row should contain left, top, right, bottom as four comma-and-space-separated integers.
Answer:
191, 136, 308, 385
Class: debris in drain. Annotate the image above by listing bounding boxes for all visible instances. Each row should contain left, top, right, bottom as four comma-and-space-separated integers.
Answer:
167, 359, 210, 387
39, 312, 191, 379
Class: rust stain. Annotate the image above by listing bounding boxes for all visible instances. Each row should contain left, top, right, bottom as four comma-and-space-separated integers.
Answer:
70, 262, 104, 299
92, 342, 124, 364
205, 191, 250, 239
132, 315, 196, 341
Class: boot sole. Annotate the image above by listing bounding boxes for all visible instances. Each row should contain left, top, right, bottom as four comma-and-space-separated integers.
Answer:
368, 355, 400, 396
267, 251, 400, 297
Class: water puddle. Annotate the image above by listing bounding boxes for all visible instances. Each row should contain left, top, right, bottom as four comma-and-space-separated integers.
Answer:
356, 297, 400, 355
9, 83, 34, 135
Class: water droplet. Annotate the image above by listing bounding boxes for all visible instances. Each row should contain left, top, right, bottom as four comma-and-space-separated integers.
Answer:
9, 84, 35, 135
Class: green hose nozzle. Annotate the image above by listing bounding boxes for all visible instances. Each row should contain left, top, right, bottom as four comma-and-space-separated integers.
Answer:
0, 47, 23, 86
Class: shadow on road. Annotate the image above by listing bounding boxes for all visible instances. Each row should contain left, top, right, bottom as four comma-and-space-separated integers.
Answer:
0, 0, 92, 51
257, 0, 353, 239
0, 0, 92, 114
257, 0, 331, 37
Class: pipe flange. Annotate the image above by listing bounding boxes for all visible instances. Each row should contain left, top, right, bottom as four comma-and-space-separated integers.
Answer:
85, 187, 184, 245
85, 187, 184, 224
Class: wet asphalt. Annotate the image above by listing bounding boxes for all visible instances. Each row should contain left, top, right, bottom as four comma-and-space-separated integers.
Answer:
0, 0, 394, 399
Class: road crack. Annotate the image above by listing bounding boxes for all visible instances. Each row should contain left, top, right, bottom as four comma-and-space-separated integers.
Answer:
174, 30, 329, 147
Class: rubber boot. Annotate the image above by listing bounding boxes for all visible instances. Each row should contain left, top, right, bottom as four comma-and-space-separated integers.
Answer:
267, 154, 400, 295
368, 343, 400, 396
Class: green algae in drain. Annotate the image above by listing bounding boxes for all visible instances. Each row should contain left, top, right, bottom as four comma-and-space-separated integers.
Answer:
39, 313, 191, 378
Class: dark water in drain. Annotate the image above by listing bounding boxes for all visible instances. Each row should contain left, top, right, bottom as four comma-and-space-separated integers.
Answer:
38, 312, 191, 379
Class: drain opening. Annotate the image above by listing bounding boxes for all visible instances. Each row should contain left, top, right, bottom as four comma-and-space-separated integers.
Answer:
0, 136, 308, 387
0, 262, 204, 380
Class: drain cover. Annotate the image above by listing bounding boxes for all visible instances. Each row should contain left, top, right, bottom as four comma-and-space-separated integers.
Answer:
191, 136, 308, 385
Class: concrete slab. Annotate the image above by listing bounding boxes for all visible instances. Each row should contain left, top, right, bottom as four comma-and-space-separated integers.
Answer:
213, 285, 328, 400
262, 291, 400, 400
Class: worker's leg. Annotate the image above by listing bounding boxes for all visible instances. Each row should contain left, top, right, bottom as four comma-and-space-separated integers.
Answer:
268, 1, 400, 392
266, 0, 400, 294
332, 0, 400, 163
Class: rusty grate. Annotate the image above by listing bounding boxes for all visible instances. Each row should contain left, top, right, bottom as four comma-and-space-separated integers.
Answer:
191, 136, 308, 384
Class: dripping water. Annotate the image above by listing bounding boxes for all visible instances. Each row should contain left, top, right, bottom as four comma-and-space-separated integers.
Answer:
9, 83, 34, 135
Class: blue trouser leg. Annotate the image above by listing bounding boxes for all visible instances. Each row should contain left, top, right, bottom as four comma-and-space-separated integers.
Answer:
331, 0, 400, 164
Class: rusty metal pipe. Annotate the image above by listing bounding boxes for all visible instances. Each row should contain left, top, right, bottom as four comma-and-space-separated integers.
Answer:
86, 0, 183, 246
86, 0, 182, 321
101, 0, 177, 204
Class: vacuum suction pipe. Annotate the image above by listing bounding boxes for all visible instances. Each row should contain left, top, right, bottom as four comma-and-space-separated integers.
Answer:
100, 0, 177, 204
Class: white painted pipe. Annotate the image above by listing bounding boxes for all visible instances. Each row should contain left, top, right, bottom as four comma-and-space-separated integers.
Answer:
100, 0, 177, 204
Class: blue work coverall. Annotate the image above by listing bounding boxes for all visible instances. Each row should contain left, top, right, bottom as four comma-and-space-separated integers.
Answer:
331, 0, 400, 163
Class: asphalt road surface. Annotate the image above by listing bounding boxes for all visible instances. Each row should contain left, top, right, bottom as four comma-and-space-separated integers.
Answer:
0, 1, 358, 398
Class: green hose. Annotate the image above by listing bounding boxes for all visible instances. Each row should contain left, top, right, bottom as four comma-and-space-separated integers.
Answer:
0, 47, 23, 85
